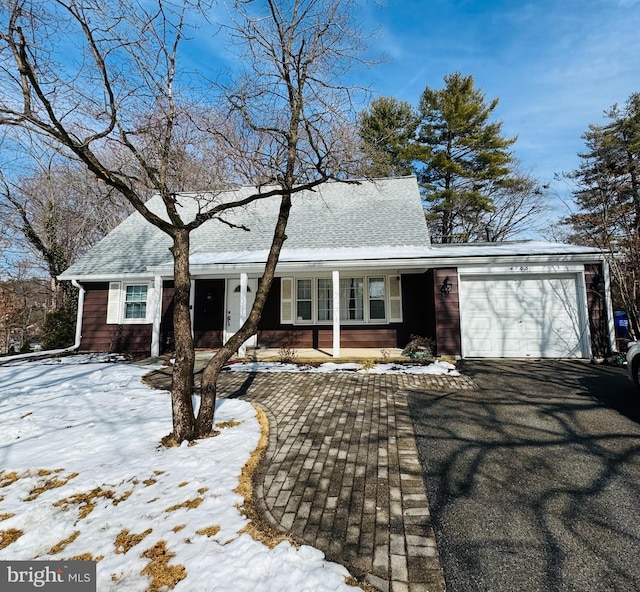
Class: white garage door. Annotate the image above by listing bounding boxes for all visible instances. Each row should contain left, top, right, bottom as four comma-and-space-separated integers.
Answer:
459, 274, 588, 358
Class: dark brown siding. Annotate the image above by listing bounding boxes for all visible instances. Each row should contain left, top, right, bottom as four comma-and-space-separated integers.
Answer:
79, 283, 152, 353
432, 267, 461, 356
585, 263, 610, 356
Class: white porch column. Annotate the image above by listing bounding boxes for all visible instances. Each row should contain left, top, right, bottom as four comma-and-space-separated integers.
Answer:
239, 272, 248, 357
332, 270, 340, 358
603, 260, 617, 352
151, 275, 163, 357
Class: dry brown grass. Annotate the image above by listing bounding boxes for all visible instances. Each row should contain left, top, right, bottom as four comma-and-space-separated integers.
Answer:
115, 528, 153, 554
25, 472, 79, 501
0, 513, 15, 521
140, 541, 186, 591
178, 481, 188, 487
216, 420, 241, 429
0, 471, 20, 488
171, 525, 185, 533
143, 478, 157, 487
68, 553, 103, 562
165, 497, 204, 513
54, 487, 133, 520
195, 525, 220, 538
48, 531, 80, 554
345, 576, 380, 591
20, 411, 33, 419
235, 404, 295, 549
0, 528, 23, 550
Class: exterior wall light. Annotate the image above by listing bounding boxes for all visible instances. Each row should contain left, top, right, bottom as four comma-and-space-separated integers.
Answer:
441, 276, 453, 297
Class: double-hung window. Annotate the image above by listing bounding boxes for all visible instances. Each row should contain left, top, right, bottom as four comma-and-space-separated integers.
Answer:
124, 284, 148, 320
368, 277, 386, 321
296, 279, 312, 321
107, 281, 153, 324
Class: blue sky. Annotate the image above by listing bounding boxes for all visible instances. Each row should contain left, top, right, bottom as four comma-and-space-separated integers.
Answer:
356, 0, 640, 208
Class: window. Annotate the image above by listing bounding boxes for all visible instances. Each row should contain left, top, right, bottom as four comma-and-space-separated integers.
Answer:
317, 278, 333, 321
106, 281, 154, 324
280, 274, 400, 325
125, 284, 148, 320
368, 277, 386, 320
340, 278, 364, 321
296, 279, 312, 321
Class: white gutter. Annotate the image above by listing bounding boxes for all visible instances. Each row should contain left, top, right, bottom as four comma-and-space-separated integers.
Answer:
0, 279, 86, 364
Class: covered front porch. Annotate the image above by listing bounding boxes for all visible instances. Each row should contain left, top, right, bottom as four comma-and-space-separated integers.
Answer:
195, 346, 408, 363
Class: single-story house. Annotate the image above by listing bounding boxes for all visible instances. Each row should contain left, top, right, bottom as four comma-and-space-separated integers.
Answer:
58, 176, 615, 359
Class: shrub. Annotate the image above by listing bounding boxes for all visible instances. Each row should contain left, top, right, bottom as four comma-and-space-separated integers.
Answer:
402, 334, 435, 359
42, 307, 77, 350
360, 358, 376, 371
278, 346, 298, 364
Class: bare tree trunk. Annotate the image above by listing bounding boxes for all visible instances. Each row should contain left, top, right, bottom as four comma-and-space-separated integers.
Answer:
195, 192, 293, 437
170, 229, 196, 441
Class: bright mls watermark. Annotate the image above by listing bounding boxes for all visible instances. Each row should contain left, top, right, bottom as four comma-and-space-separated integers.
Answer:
0, 561, 95, 591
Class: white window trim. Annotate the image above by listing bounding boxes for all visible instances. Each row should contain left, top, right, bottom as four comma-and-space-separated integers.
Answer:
295, 278, 314, 324
106, 281, 154, 325
285, 274, 402, 326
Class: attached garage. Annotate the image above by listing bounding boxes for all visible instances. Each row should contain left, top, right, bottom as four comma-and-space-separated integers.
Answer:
458, 269, 590, 358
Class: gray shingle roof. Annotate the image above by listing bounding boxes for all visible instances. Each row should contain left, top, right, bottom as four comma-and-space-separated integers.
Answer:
60, 177, 430, 278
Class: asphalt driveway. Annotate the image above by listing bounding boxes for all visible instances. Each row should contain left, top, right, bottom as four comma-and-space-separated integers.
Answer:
409, 359, 640, 592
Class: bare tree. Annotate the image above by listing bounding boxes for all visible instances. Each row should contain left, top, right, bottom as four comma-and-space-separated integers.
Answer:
196, 0, 368, 437
458, 171, 553, 242
0, 0, 368, 442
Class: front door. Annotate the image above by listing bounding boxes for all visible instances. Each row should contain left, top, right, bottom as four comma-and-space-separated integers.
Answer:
225, 279, 257, 347
193, 279, 225, 348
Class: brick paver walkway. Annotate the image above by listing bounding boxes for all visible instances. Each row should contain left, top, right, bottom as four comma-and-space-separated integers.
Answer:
209, 371, 474, 592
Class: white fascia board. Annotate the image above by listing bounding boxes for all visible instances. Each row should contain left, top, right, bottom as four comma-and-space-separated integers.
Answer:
57, 272, 162, 283
149, 258, 432, 276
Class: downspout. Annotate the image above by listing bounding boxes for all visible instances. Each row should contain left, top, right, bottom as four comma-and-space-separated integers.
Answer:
71, 279, 85, 351
0, 279, 85, 364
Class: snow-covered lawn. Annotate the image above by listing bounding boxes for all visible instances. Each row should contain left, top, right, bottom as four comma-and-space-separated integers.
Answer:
0, 355, 361, 591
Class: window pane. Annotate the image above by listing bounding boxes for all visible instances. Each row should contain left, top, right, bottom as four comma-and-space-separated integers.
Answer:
369, 277, 385, 299
370, 300, 386, 320
125, 285, 148, 319
297, 301, 312, 321
317, 278, 333, 321
297, 279, 312, 300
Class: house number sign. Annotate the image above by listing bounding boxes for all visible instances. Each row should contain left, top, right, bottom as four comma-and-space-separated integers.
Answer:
510, 265, 530, 272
